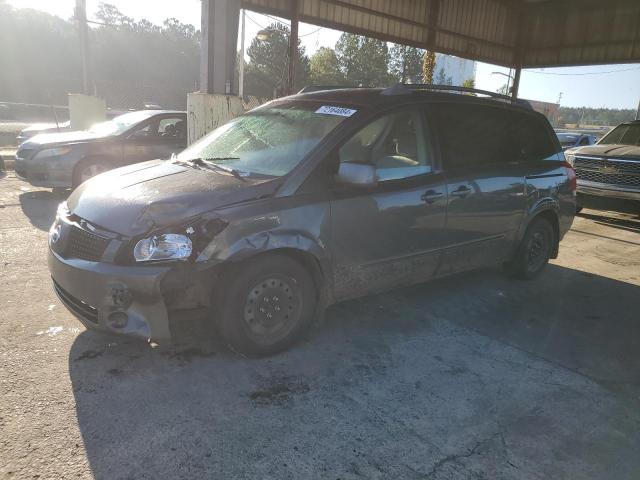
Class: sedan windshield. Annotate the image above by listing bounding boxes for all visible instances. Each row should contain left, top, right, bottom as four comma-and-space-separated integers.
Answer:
599, 123, 640, 146
177, 102, 353, 177
88, 111, 156, 136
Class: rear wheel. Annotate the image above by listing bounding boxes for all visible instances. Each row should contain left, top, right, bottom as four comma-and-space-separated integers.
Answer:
505, 217, 554, 280
216, 253, 317, 356
72, 159, 110, 189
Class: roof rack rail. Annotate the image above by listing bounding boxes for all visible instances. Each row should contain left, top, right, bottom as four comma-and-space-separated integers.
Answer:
381, 83, 532, 109
298, 85, 363, 94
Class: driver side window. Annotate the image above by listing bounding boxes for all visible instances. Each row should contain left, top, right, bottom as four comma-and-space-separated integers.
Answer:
129, 121, 154, 139
339, 109, 431, 181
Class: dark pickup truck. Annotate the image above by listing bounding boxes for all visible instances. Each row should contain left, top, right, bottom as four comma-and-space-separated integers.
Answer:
566, 120, 640, 208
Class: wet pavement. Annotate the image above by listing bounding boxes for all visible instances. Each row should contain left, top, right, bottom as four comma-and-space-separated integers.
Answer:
1, 172, 640, 479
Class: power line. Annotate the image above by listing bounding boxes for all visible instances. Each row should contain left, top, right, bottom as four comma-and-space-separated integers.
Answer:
299, 26, 323, 37
245, 12, 323, 37
526, 66, 640, 76
244, 13, 268, 29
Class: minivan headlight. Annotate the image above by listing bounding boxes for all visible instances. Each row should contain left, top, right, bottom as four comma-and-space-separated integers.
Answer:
133, 234, 192, 262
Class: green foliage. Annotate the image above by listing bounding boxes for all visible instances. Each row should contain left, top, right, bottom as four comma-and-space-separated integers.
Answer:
0, 2, 200, 109
335, 33, 392, 87
389, 44, 424, 83
462, 78, 475, 89
497, 84, 510, 95
422, 51, 436, 84
434, 67, 452, 86
243, 22, 310, 99
309, 47, 345, 85
557, 107, 636, 127
0, 2, 81, 105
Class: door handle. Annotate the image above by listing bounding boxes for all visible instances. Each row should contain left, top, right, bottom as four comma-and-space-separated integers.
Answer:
450, 185, 472, 198
421, 190, 444, 204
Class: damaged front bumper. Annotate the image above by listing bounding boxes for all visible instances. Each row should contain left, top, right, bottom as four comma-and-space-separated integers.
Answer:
49, 247, 174, 341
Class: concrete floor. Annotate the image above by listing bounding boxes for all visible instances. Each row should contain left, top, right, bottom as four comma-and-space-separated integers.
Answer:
1, 172, 639, 479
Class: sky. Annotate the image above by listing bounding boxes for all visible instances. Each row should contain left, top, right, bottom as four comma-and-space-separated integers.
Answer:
8, 0, 640, 110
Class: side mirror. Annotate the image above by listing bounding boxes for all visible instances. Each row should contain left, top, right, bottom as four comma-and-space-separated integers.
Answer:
335, 162, 377, 187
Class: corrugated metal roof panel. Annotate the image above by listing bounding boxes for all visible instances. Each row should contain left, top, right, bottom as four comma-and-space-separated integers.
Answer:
241, 0, 640, 67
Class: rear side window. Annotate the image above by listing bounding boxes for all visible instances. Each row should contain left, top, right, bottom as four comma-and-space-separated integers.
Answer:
509, 110, 559, 160
431, 103, 558, 169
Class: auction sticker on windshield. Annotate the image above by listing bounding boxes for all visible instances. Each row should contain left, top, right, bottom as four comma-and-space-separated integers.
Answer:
315, 106, 357, 117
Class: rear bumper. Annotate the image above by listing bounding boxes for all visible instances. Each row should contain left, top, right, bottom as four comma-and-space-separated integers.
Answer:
577, 181, 640, 202
48, 247, 173, 341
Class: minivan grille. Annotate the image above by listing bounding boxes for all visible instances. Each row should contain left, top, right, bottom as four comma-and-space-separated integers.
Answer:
574, 157, 640, 189
66, 225, 110, 261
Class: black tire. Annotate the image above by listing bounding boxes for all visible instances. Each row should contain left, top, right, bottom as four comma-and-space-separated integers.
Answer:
72, 158, 111, 189
216, 253, 317, 356
505, 217, 554, 280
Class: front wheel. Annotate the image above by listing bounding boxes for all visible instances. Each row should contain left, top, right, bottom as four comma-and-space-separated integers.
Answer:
216, 253, 317, 356
72, 159, 110, 189
505, 217, 554, 280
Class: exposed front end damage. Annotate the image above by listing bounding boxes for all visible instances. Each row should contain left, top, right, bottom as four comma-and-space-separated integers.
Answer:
49, 248, 173, 340
49, 247, 222, 342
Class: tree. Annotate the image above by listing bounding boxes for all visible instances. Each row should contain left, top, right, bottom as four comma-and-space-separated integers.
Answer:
244, 22, 310, 99
309, 47, 345, 85
389, 44, 424, 83
497, 84, 510, 95
0, 2, 202, 110
462, 78, 475, 89
422, 51, 436, 84
434, 67, 452, 86
335, 33, 392, 87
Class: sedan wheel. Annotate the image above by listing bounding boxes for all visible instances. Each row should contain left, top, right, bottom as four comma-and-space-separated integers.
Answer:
79, 163, 109, 183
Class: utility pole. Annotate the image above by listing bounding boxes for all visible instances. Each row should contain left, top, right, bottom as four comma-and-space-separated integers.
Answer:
238, 9, 245, 98
75, 0, 91, 95
636, 98, 640, 120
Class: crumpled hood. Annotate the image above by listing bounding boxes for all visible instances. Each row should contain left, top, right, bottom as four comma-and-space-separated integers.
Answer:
67, 160, 278, 237
27, 130, 103, 146
572, 144, 640, 159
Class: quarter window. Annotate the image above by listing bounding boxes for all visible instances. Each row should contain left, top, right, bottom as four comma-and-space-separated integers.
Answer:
431, 103, 558, 168
339, 110, 431, 181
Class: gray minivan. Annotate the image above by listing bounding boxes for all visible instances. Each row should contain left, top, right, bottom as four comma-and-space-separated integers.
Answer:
48, 86, 576, 355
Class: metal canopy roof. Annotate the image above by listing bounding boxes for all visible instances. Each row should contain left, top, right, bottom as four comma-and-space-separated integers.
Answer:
241, 0, 640, 68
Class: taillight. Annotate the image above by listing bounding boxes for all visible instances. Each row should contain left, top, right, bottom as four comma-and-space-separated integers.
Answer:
563, 161, 577, 192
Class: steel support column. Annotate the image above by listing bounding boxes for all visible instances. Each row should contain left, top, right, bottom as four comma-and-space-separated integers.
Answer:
511, 67, 521, 101
200, 0, 240, 95
511, 3, 525, 101
287, 0, 299, 95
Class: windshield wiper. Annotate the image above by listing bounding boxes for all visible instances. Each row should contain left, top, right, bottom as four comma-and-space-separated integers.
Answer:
190, 157, 247, 181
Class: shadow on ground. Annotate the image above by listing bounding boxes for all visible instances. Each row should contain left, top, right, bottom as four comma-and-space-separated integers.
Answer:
578, 196, 639, 217
19, 190, 66, 230
69, 264, 640, 479
577, 211, 640, 234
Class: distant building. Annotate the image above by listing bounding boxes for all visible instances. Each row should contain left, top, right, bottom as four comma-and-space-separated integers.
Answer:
434, 54, 476, 86
526, 99, 560, 126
